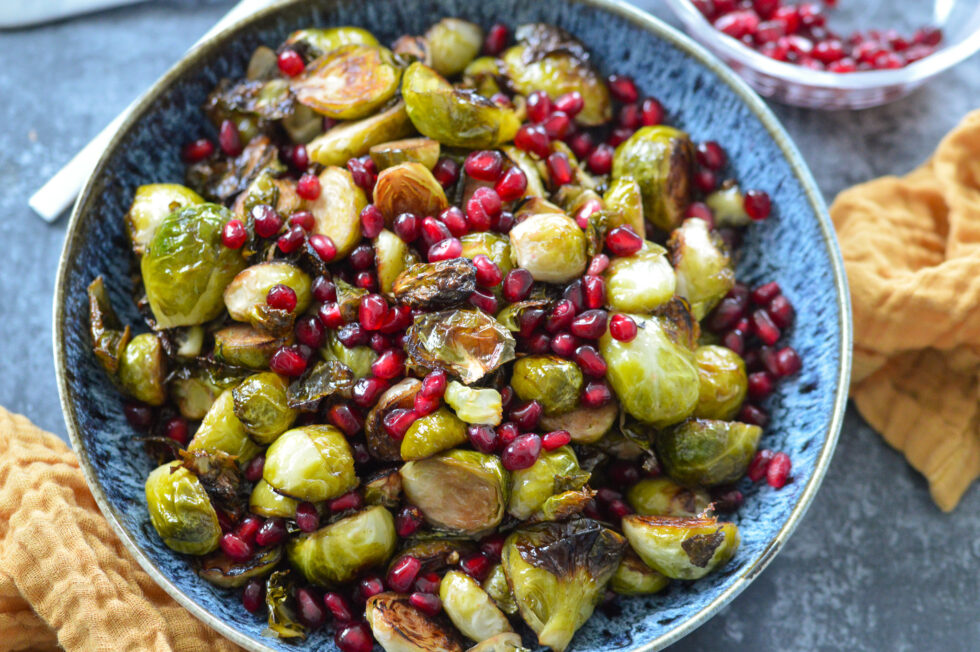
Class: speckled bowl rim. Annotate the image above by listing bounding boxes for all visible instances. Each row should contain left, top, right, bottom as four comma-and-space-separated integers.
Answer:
53, 1, 853, 650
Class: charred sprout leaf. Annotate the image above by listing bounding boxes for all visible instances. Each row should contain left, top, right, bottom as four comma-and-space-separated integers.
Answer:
655, 419, 761, 487
375, 228, 420, 296
198, 545, 282, 588
532, 488, 595, 523
308, 102, 414, 167
513, 23, 591, 65
141, 203, 247, 328
125, 184, 203, 255
621, 514, 739, 580
264, 569, 306, 639
367, 592, 464, 652
206, 77, 295, 121
538, 402, 617, 444
693, 345, 747, 420
366, 378, 422, 462
654, 297, 701, 351
188, 389, 263, 465
371, 137, 441, 171
145, 462, 221, 555
286, 361, 354, 411
140, 436, 183, 466
604, 241, 676, 313
426, 18, 483, 77
508, 447, 589, 520
508, 212, 587, 284
603, 177, 645, 236
292, 45, 402, 120
612, 126, 695, 232
263, 425, 357, 501
669, 218, 736, 320
394, 539, 478, 575
466, 633, 528, 652
250, 479, 300, 518
440, 569, 513, 643
284, 26, 380, 58
310, 166, 369, 259
177, 448, 248, 520
463, 56, 504, 97
502, 520, 626, 652
393, 258, 477, 309
626, 477, 710, 518
610, 549, 669, 596
88, 277, 131, 376
406, 309, 516, 385
224, 262, 312, 334
511, 356, 582, 416
118, 333, 167, 406
705, 182, 749, 227
287, 506, 397, 585
213, 324, 291, 370
321, 330, 378, 380
400, 450, 508, 538
444, 381, 503, 426
482, 564, 518, 615
401, 407, 468, 461
584, 208, 610, 259
393, 35, 433, 65
402, 62, 520, 149
374, 162, 450, 223
232, 372, 298, 444
187, 135, 279, 203
363, 469, 403, 508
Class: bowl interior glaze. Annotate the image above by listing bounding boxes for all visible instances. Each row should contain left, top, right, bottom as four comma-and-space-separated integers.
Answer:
54, 1, 851, 651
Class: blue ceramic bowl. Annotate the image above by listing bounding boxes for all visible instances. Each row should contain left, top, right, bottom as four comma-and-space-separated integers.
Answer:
54, 1, 851, 650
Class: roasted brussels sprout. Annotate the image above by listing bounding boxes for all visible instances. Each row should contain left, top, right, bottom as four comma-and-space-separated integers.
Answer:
609, 549, 669, 596
693, 345, 747, 420
198, 545, 282, 588
440, 570, 513, 643
444, 381, 503, 425
466, 633, 527, 652
626, 477, 710, 518
213, 324, 291, 369
395, 539, 478, 575
426, 18, 483, 77
602, 178, 645, 236
287, 506, 397, 585
125, 183, 203, 255
401, 407, 468, 461
374, 162, 450, 223
669, 219, 736, 319
366, 378, 422, 462
482, 564, 518, 615
292, 45, 402, 119
705, 182, 749, 227
655, 419, 761, 487
508, 212, 587, 283
188, 389, 263, 465
321, 331, 379, 380
375, 228, 419, 295
393, 258, 476, 309
308, 102, 415, 167
401, 450, 508, 537
508, 447, 589, 520
538, 402, 617, 444
285, 26, 379, 57
309, 166, 369, 259
405, 309, 516, 384
363, 469, 403, 508
223, 262, 312, 333
393, 34, 433, 65
460, 232, 514, 277
171, 373, 219, 420
402, 62, 520, 149
463, 56, 504, 96
502, 520, 626, 651
249, 479, 300, 518
511, 356, 583, 416
141, 203, 246, 328
88, 276, 131, 376
370, 138, 441, 171
232, 372, 298, 444
367, 592, 464, 652
145, 462, 221, 555
263, 425, 357, 501
118, 333, 167, 406
621, 514, 740, 580
513, 197, 563, 223
599, 314, 700, 427
612, 126, 695, 232
604, 240, 675, 313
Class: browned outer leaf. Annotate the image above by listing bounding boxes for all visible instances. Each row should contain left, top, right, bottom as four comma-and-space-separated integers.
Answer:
88, 276, 131, 376
392, 259, 477, 309
405, 310, 516, 384
365, 378, 421, 461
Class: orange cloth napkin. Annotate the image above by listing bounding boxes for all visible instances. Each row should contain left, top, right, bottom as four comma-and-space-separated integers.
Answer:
831, 108, 980, 511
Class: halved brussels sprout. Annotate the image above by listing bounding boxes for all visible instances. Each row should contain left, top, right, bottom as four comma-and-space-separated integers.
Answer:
405, 309, 516, 384
88, 276, 131, 377
287, 506, 397, 585
401, 450, 508, 537
188, 389, 263, 465
286, 360, 354, 411
621, 514, 740, 580
264, 569, 306, 639
292, 45, 402, 119
247, 45, 278, 80
508, 212, 587, 283
223, 262, 312, 333
249, 479, 300, 518
213, 324, 291, 369
444, 381, 503, 426
669, 219, 736, 320
612, 126, 695, 232
513, 197, 563, 223
308, 101, 414, 167
426, 18, 483, 77
466, 633, 527, 652
394, 539, 478, 575
363, 469, 403, 508
603, 177, 645, 235
171, 373, 218, 420
511, 356, 582, 416
440, 570, 513, 643
655, 419, 761, 487
693, 345, 748, 420
198, 545, 282, 588
263, 425, 357, 501
374, 162, 449, 223
174, 326, 205, 359
393, 35, 433, 65
604, 241, 675, 313
401, 407, 468, 461
285, 26, 379, 57
482, 564, 518, 615
460, 232, 514, 277
508, 447, 589, 520
125, 183, 203, 255
321, 331, 379, 380
145, 462, 221, 555
403, 62, 520, 149
282, 103, 325, 145
370, 137, 441, 171
367, 592, 464, 652
599, 313, 700, 427
232, 372, 298, 445
610, 549, 669, 596
502, 520, 626, 652
375, 229, 419, 295
538, 402, 617, 444
141, 203, 247, 328
310, 166, 369, 259
393, 258, 476, 309
118, 333, 166, 406
705, 182, 749, 227
626, 477, 710, 518
366, 378, 422, 462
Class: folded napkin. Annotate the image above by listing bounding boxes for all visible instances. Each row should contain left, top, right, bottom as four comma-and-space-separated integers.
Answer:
831, 109, 980, 511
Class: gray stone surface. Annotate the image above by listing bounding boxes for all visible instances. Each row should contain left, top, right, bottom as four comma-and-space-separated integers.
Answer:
0, 1, 976, 650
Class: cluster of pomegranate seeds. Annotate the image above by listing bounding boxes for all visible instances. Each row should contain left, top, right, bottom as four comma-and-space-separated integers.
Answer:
696, 0, 942, 71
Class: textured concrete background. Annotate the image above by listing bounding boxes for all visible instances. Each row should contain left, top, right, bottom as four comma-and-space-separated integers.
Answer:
1, 1, 977, 650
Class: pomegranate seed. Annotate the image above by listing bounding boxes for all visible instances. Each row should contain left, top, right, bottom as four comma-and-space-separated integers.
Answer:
549, 90, 582, 117
337, 322, 369, 347
218, 119, 242, 157
767, 452, 792, 488
387, 556, 422, 593
914, 26, 942, 46
432, 157, 460, 188
707, 297, 745, 332
494, 166, 528, 202
318, 302, 344, 329
359, 294, 388, 331
348, 243, 374, 271
759, 346, 781, 378
609, 127, 633, 146
407, 592, 441, 616
756, 19, 786, 44
460, 552, 494, 581
465, 150, 504, 181
289, 143, 309, 171
347, 158, 375, 192
496, 422, 519, 446
244, 455, 265, 483
277, 48, 305, 76
335, 623, 374, 652
581, 380, 613, 407
570, 309, 608, 339
382, 408, 417, 441
469, 288, 498, 313
798, 2, 824, 27
319, 592, 353, 623
597, 487, 622, 504
518, 309, 546, 337
395, 505, 424, 537
828, 58, 857, 73
748, 449, 774, 482
182, 138, 214, 162
574, 345, 608, 377
714, 10, 760, 39
747, 370, 775, 400
563, 279, 585, 312
428, 237, 463, 262
467, 424, 499, 453
371, 349, 406, 380
606, 225, 643, 257
514, 124, 551, 158
582, 275, 607, 309
696, 141, 726, 170
618, 103, 642, 129
640, 97, 665, 126
609, 313, 638, 341
241, 578, 264, 613
775, 346, 802, 376
523, 332, 550, 354
327, 404, 363, 436
270, 347, 307, 377
587, 254, 610, 276
356, 575, 385, 604
502, 268, 534, 302
478, 535, 505, 562
587, 143, 614, 175
751, 309, 781, 345
353, 377, 389, 408
768, 294, 795, 328
421, 216, 452, 247
467, 187, 502, 230
607, 74, 639, 103
220, 532, 252, 561
545, 299, 577, 333
608, 461, 641, 488
607, 499, 633, 520
569, 131, 595, 159
509, 400, 542, 431
500, 386, 514, 411
289, 210, 315, 232
277, 223, 306, 254
386, 214, 417, 245
294, 315, 325, 349
751, 281, 781, 305
328, 491, 363, 513
685, 202, 715, 226
545, 152, 573, 188
526, 91, 553, 123
295, 502, 320, 532
295, 173, 321, 200
356, 204, 384, 239
550, 332, 579, 358
254, 517, 287, 547
252, 204, 282, 238
542, 430, 571, 451
744, 189, 771, 220
164, 417, 188, 445
413, 391, 439, 418
267, 284, 297, 312
483, 22, 509, 55
436, 206, 466, 238
413, 372, 446, 402
738, 403, 769, 427
220, 219, 248, 249
379, 304, 412, 334
304, 234, 335, 263
466, 254, 501, 288
722, 329, 745, 355
296, 587, 327, 628
542, 110, 572, 139
694, 168, 717, 193
574, 198, 602, 229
